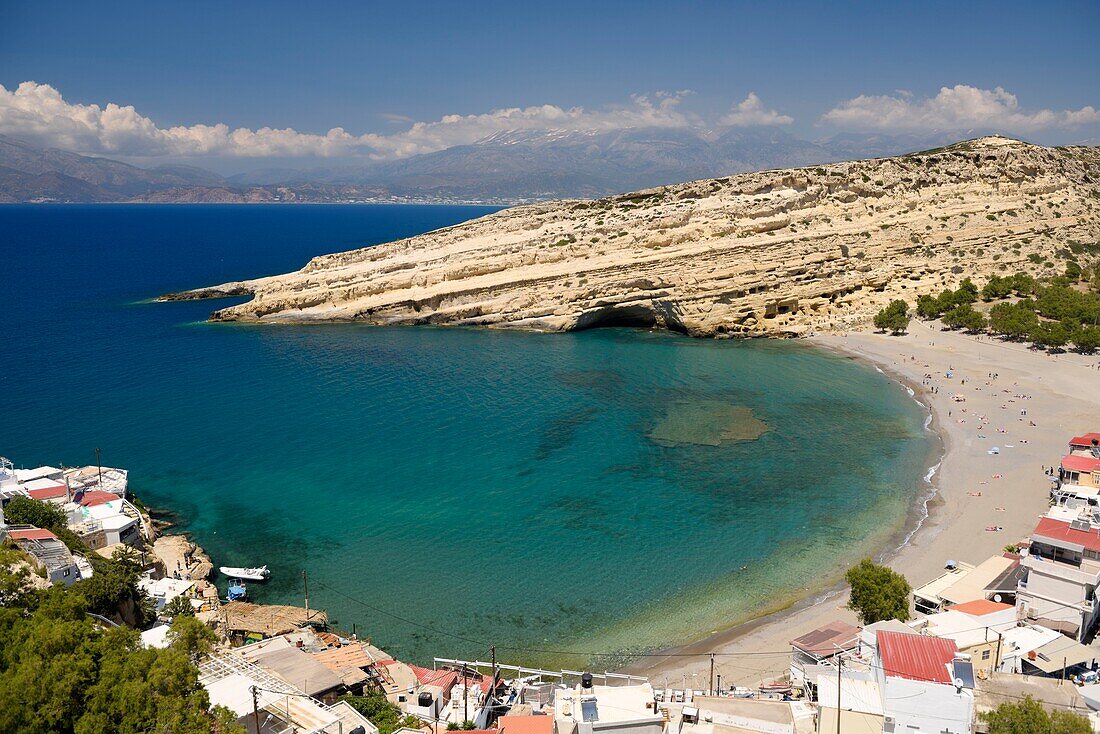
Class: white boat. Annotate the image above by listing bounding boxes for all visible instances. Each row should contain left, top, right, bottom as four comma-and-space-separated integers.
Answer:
219, 565, 270, 581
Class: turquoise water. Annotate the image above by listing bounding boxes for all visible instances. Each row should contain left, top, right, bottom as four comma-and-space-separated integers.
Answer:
2, 204, 933, 666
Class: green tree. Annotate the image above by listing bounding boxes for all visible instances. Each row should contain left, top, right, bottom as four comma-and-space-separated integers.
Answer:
981, 275, 1013, 301
163, 593, 196, 619
1065, 261, 1083, 281
989, 302, 1039, 340
955, 277, 979, 303
915, 294, 940, 319
1073, 325, 1100, 354
3, 495, 67, 530
0, 585, 239, 734
980, 695, 1090, 734
873, 300, 911, 334
168, 614, 216, 658
72, 548, 154, 627
0, 544, 33, 607
845, 559, 911, 625
340, 692, 422, 734
942, 303, 986, 332
1031, 320, 1071, 350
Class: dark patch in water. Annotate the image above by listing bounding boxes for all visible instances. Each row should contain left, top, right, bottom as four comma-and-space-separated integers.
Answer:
533, 406, 600, 460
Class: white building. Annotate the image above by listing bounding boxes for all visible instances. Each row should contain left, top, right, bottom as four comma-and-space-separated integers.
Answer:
68, 498, 144, 548
553, 680, 665, 734
1017, 506, 1100, 641
818, 630, 974, 734
4, 526, 82, 586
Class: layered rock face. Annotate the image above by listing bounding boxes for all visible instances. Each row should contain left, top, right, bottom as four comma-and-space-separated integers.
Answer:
172, 137, 1100, 336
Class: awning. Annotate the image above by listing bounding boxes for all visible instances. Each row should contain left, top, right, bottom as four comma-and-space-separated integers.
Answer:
1027, 635, 1097, 674
1033, 618, 1080, 636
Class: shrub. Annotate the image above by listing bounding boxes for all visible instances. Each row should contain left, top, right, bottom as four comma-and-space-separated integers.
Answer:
846, 559, 911, 625
2, 496, 67, 530
980, 696, 1091, 734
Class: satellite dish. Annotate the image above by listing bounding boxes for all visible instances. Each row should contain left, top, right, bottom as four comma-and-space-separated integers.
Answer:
993, 594, 1002, 603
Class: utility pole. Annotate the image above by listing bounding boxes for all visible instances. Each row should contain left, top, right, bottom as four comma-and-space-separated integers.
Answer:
716, 674, 722, 697
463, 665, 469, 725
709, 654, 715, 696
490, 645, 497, 724
836, 655, 842, 734
303, 570, 310, 619
95, 447, 102, 488
251, 685, 260, 734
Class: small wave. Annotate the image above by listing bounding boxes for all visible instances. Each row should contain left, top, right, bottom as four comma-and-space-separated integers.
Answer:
892, 458, 942, 551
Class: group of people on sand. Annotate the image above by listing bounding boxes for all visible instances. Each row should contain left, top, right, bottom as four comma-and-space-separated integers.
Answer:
905, 350, 1042, 538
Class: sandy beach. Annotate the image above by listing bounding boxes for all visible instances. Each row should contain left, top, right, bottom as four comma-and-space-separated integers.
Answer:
625, 319, 1100, 689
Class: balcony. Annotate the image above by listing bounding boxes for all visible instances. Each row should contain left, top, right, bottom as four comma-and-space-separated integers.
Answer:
1021, 553, 1100, 586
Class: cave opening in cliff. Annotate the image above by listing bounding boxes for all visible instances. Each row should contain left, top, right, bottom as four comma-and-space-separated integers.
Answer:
574, 304, 660, 331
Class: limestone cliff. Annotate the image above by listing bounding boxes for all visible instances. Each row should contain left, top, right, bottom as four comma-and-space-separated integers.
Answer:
167, 137, 1100, 336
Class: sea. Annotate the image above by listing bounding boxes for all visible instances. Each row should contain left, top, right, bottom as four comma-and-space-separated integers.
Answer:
2, 203, 935, 668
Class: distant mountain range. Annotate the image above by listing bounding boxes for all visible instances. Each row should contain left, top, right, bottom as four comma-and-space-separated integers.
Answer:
0, 128, 974, 204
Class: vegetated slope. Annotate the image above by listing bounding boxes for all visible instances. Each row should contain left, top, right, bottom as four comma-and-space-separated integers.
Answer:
169, 137, 1100, 337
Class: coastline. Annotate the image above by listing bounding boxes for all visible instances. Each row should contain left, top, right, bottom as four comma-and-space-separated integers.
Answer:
616, 334, 947, 682
622, 319, 1100, 687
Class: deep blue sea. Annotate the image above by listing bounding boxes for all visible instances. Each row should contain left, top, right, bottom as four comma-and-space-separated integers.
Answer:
2, 204, 934, 666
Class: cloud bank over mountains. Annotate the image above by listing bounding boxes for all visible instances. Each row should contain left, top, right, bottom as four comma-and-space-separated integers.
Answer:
0, 81, 1096, 161
822, 84, 1100, 133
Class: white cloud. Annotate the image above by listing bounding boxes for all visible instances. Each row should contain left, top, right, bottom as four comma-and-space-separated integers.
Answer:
0, 81, 697, 160
719, 93, 793, 127
821, 84, 1100, 133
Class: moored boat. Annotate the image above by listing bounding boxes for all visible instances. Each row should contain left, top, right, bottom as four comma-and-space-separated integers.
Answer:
219, 565, 270, 581
226, 579, 248, 602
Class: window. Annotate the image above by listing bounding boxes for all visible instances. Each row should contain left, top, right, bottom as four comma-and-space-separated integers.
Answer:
982, 650, 990, 660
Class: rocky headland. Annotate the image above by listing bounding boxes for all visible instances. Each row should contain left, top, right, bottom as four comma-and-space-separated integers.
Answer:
165, 137, 1100, 337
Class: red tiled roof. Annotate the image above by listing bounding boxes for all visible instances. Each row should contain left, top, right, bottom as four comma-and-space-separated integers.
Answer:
497, 716, 552, 734
27, 483, 67, 500
790, 620, 860, 657
7, 527, 58, 541
948, 599, 1013, 616
876, 631, 957, 684
1063, 454, 1100, 473
1033, 516, 1100, 553
79, 490, 119, 506
1070, 433, 1100, 448
409, 665, 459, 690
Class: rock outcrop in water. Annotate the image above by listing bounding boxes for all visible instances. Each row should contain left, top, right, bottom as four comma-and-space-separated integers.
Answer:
168, 137, 1100, 336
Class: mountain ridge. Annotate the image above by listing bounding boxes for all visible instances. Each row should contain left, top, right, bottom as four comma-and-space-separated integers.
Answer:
1, 128, 969, 204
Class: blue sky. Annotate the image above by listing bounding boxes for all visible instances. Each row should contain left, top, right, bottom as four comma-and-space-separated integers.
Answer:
1, 0, 1098, 164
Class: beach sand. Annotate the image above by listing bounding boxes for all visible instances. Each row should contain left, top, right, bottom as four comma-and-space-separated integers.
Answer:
624, 319, 1100, 689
